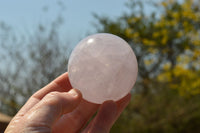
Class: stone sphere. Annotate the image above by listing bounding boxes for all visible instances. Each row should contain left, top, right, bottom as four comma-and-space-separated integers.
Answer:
68, 33, 138, 104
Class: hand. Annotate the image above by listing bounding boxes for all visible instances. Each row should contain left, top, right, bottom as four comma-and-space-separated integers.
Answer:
5, 72, 131, 133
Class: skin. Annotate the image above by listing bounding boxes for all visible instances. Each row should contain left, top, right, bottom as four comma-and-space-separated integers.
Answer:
5, 72, 131, 133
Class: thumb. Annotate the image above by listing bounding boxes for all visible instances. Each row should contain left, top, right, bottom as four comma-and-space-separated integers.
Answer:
23, 89, 82, 131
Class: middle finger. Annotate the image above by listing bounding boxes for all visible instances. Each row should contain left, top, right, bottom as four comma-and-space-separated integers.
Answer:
53, 99, 99, 133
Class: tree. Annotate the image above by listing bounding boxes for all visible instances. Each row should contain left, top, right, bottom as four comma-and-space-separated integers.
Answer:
95, 0, 200, 132
0, 5, 69, 116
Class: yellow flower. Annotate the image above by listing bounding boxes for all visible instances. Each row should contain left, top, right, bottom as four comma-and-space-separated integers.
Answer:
172, 12, 179, 19
144, 59, 153, 66
153, 32, 160, 38
177, 31, 183, 38
125, 28, 132, 38
161, 36, 168, 45
163, 63, 171, 70
193, 40, 200, 46
143, 39, 156, 46
133, 32, 139, 38
161, 29, 168, 35
157, 72, 172, 82
169, 20, 177, 26
161, 2, 167, 7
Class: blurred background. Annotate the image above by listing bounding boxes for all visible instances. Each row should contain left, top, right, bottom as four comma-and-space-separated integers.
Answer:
0, 0, 200, 132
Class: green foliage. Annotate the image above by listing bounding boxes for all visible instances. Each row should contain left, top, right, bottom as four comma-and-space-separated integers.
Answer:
95, 0, 200, 132
111, 89, 200, 133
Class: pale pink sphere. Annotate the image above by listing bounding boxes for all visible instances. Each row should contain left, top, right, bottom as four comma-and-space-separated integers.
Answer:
68, 33, 138, 104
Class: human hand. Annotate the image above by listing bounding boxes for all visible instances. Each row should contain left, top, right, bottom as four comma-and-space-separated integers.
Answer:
5, 72, 131, 133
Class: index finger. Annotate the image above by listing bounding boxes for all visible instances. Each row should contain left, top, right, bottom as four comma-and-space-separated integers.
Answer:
16, 72, 72, 116
33, 72, 72, 99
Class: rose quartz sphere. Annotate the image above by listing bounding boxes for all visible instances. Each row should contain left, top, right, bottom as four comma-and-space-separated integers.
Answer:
68, 33, 138, 104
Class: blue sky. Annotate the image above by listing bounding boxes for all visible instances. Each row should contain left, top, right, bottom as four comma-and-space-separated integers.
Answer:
0, 0, 129, 47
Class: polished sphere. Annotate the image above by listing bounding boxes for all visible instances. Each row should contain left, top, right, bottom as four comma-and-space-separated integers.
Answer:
68, 33, 138, 104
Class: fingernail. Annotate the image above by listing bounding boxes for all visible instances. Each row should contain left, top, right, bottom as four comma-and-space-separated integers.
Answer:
68, 89, 79, 97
